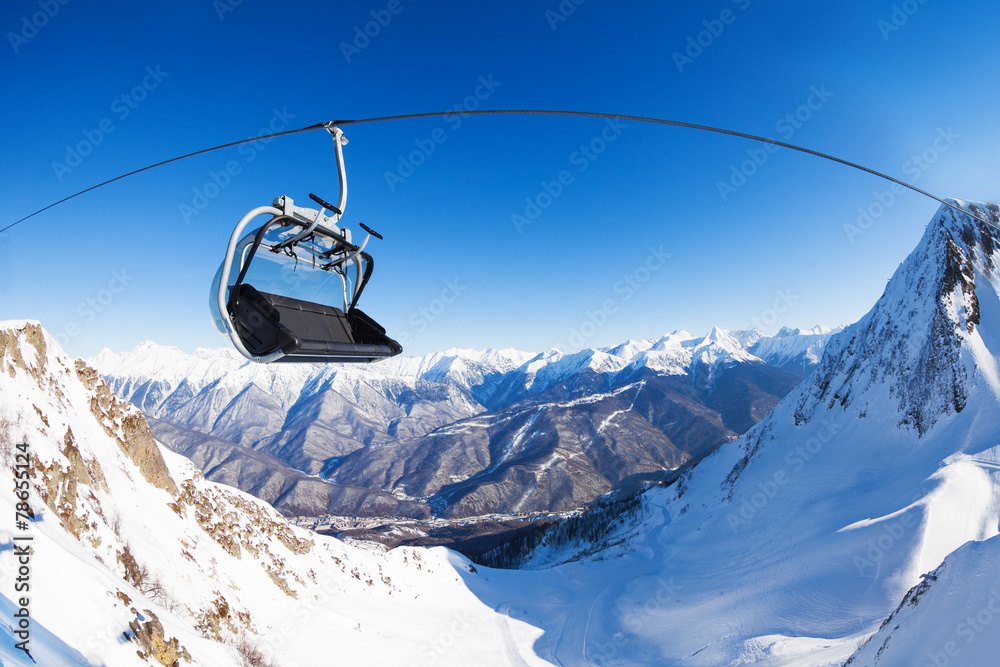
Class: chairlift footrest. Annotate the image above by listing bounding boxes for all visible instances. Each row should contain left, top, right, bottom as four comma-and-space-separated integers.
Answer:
309, 192, 342, 215
359, 222, 383, 240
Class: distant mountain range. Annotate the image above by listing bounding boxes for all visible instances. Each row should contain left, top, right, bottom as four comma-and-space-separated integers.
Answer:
467, 198, 1000, 664
92, 324, 840, 517
6, 199, 1000, 666
0, 320, 509, 666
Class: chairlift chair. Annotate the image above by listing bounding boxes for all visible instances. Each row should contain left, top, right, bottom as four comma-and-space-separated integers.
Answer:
210, 126, 402, 363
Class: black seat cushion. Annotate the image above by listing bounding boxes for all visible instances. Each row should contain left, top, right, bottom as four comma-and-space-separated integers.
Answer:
263, 291, 355, 354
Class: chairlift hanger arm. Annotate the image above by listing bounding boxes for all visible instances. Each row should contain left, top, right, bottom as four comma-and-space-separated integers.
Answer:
273, 127, 349, 250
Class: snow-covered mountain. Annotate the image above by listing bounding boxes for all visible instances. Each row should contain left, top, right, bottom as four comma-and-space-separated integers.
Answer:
326, 342, 804, 518
91, 344, 532, 470
748, 324, 844, 375
0, 321, 532, 666
483, 199, 1000, 664
145, 416, 431, 519
843, 532, 1000, 666
93, 326, 834, 517
92, 328, 833, 437
6, 199, 1000, 666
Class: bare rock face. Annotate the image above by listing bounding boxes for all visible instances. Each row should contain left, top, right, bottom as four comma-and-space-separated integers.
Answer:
128, 609, 192, 666
0, 320, 308, 644
34, 427, 108, 539
76, 359, 178, 495
0, 320, 47, 380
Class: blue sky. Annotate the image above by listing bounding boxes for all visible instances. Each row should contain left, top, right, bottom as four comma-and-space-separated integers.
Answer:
2, 0, 1000, 359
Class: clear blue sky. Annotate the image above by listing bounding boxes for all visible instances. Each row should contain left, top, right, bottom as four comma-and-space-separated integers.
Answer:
3, 0, 1000, 358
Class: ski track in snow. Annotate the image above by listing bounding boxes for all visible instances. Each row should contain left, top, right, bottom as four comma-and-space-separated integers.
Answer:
970, 457, 1000, 471
596, 408, 628, 435
489, 409, 544, 472
482, 496, 673, 666
493, 602, 533, 666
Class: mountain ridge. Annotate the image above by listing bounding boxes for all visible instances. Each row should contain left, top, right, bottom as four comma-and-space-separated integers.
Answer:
6, 200, 1000, 665
93, 325, 835, 517
0, 319, 520, 666
499, 200, 1000, 664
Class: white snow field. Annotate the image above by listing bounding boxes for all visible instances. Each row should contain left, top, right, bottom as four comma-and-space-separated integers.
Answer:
2, 200, 1000, 666
479, 201, 1000, 666
0, 321, 547, 666
843, 533, 1000, 667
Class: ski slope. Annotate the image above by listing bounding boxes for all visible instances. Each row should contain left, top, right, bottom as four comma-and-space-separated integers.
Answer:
456, 201, 1000, 665
0, 321, 546, 666
3, 201, 1000, 665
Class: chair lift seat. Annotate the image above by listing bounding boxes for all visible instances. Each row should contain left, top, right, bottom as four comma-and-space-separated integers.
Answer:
230, 284, 401, 362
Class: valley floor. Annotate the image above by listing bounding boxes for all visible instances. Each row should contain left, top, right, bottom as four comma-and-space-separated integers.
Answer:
448, 490, 862, 667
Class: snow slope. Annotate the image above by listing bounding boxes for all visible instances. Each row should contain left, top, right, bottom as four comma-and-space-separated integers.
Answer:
0, 321, 545, 666
843, 533, 1000, 667
458, 200, 1000, 665
4, 199, 1000, 666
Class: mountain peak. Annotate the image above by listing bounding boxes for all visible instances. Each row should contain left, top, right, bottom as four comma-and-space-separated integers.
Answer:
692, 326, 756, 360
705, 325, 731, 341
794, 199, 1000, 435
731, 328, 767, 348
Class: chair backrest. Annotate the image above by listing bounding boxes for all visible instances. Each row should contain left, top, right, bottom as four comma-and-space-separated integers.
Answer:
230, 284, 301, 356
